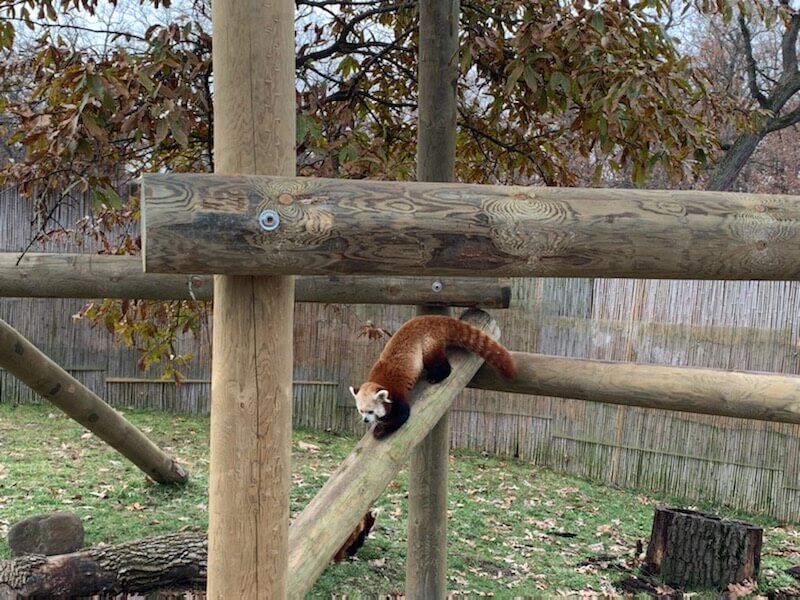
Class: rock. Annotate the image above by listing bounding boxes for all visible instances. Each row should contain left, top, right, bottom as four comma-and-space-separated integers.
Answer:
8, 512, 84, 557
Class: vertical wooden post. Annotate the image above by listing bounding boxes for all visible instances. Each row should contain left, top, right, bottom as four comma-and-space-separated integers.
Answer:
406, 347, 450, 597
406, 0, 459, 597
207, 0, 295, 597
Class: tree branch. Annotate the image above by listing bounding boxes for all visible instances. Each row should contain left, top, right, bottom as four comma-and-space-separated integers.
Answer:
764, 103, 800, 134
780, 7, 800, 75
738, 13, 768, 108
295, 1, 415, 68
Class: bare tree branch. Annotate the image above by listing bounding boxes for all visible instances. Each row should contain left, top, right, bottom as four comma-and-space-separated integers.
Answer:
738, 13, 768, 108
295, 1, 415, 68
764, 103, 800, 134
780, 8, 800, 75
707, 7, 800, 190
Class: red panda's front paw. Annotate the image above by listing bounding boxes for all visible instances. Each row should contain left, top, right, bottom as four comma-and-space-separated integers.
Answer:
372, 423, 389, 439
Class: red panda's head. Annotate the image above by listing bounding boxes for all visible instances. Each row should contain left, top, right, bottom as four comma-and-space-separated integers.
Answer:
349, 382, 390, 423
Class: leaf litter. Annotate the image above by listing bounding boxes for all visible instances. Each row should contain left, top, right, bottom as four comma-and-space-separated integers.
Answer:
3, 403, 800, 597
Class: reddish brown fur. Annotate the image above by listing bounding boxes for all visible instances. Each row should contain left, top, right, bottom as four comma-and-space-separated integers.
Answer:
353, 315, 516, 438
332, 510, 376, 562
368, 315, 516, 393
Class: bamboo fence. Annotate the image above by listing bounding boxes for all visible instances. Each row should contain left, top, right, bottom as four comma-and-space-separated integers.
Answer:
2, 190, 800, 520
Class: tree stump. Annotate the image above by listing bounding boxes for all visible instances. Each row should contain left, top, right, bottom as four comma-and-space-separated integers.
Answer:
644, 507, 762, 590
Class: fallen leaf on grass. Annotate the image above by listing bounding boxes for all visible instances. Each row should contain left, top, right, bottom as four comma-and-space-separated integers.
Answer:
656, 584, 677, 595
725, 579, 758, 598
533, 517, 557, 529
595, 520, 620, 537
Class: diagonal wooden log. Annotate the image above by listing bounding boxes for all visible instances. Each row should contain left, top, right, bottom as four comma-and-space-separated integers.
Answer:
469, 352, 800, 424
0, 252, 511, 307
286, 309, 500, 599
0, 318, 188, 484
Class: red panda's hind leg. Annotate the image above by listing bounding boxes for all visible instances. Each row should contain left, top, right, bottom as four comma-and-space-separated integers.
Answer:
423, 348, 451, 383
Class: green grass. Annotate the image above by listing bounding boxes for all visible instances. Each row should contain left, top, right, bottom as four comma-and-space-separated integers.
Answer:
2, 402, 800, 597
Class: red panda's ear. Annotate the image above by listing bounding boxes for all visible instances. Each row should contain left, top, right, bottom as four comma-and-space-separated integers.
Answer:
349, 386, 359, 398
376, 390, 391, 403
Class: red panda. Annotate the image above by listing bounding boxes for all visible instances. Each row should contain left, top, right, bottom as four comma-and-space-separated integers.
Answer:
349, 315, 516, 439
333, 510, 376, 562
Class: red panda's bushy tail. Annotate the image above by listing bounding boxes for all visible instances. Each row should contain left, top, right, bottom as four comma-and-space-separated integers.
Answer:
445, 318, 517, 378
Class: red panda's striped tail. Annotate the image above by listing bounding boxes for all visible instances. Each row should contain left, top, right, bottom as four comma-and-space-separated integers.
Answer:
444, 318, 517, 379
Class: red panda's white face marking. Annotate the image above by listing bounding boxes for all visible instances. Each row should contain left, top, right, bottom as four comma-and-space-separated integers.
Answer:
350, 383, 390, 423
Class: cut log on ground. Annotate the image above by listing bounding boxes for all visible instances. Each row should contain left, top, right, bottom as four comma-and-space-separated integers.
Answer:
644, 507, 762, 590
0, 520, 381, 598
0, 532, 206, 598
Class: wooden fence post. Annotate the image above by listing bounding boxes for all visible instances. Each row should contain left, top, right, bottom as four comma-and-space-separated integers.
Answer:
407, 0, 460, 596
206, 0, 295, 597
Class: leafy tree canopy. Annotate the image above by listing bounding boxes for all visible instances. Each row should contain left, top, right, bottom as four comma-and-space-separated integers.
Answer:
0, 0, 748, 375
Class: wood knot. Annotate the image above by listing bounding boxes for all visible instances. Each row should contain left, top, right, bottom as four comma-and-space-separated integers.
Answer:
278, 193, 294, 205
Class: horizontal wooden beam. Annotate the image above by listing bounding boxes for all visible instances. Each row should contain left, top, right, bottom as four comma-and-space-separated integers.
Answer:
286, 309, 499, 599
141, 174, 800, 279
469, 352, 800, 425
0, 253, 510, 307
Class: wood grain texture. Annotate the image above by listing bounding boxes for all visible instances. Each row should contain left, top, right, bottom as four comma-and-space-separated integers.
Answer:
0, 532, 206, 597
0, 318, 187, 483
0, 252, 510, 306
469, 352, 800, 424
287, 309, 500, 599
407, 414, 450, 598
644, 508, 762, 589
206, 0, 295, 597
141, 174, 800, 279
406, 0, 460, 595
407, 306, 451, 600
208, 275, 294, 598
416, 0, 458, 184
